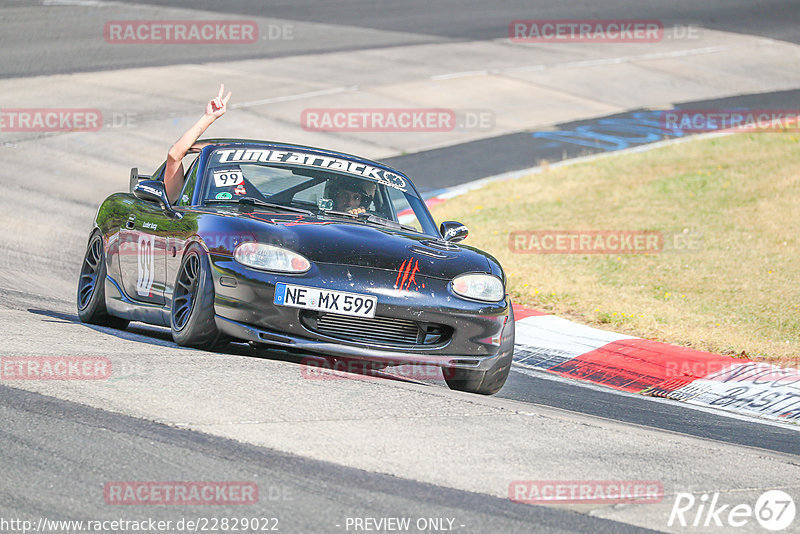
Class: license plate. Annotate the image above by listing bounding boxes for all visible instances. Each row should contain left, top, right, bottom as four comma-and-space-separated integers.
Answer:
273, 283, 377, 318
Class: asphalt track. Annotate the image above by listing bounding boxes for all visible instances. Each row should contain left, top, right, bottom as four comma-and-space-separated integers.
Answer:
19, 308, 800, 459
1, 384, 651, 534
2, 1, 800, 532
386, 88, 800, 193
2, 0, 800, 77
500, 368, 800, 457
129, 0, 800, 44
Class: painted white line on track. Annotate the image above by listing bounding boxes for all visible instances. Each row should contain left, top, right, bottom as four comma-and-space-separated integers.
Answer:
542, 45, 732, 70
230, 86, 360, 109
431, 45, 733, 80
430, 70, 497, 81
213, 45, 737, 111
41, 0, 117, 5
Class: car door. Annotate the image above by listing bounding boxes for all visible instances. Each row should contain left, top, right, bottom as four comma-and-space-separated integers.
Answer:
118, 197, 170, 305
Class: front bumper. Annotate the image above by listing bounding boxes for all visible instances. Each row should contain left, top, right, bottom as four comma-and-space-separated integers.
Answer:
215, 315, 507, 371
211, 256, 510, 370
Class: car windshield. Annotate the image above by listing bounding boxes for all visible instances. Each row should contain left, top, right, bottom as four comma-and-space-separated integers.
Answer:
201, 147, 437, 236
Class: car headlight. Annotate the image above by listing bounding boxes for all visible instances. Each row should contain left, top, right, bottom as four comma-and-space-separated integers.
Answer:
233, 242, 311, 273
451, 273, 504, 302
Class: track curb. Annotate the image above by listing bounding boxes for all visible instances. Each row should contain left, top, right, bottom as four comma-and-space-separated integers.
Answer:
421, 136, 800, 426
510, 304, 800, 425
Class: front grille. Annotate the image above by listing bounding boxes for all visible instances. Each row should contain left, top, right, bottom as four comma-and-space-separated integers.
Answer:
301, 311, 451, 347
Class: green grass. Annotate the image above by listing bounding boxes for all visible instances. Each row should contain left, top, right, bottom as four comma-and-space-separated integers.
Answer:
429, 133, 800, 365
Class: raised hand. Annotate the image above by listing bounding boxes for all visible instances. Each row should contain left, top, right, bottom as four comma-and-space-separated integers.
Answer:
205, 83, 232, 119
165, 83, 232, 204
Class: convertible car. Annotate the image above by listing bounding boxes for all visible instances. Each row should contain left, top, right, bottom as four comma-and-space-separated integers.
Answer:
77, 139, 515, 394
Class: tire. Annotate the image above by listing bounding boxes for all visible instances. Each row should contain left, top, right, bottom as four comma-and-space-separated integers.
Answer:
77, 231, 130, 329
444, 305, 515, 395
170, 245, 225, 349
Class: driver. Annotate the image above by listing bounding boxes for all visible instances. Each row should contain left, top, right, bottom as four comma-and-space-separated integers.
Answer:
329, 178, 377, 215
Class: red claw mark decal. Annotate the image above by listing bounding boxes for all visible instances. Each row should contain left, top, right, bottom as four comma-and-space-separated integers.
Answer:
395, 257, 420, 292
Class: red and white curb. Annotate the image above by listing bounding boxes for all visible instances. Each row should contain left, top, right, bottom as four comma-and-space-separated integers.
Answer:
412, 138, 798, 425
511, 304, 800, 425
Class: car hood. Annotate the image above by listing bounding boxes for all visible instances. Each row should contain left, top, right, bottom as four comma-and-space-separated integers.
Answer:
200, 209, 495, 280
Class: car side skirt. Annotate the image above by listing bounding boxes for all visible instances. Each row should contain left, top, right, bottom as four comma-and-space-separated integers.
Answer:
105, 275, 170, 327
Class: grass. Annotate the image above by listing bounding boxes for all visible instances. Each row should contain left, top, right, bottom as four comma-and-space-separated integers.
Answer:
428, 133, 800, 366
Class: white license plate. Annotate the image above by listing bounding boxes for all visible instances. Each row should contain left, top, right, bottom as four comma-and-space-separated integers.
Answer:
273, 283, 377, 318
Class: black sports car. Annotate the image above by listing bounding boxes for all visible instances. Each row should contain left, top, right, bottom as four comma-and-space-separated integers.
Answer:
77, 139, 515, 394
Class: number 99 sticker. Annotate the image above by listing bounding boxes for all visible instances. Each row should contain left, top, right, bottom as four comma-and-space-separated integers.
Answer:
213, 170, 244, 187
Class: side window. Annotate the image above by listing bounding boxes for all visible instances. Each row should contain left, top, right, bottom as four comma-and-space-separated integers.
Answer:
152, 162, 166, 181
388, 188, 423, 232
177, 155, 200, 206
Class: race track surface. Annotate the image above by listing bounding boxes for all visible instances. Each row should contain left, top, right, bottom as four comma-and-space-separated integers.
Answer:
2, 0, 800, 76
1, 1, 799, 532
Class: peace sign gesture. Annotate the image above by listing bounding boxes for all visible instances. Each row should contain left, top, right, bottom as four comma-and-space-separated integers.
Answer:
205, 83, 232, 119
164, 83, 233, 203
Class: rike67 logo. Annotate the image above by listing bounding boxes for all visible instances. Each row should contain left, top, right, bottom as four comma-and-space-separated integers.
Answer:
669, 490, 795, 531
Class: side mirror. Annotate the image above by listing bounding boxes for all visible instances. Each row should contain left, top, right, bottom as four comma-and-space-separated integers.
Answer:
440, 221, 468, 242
133, 180, 181, 218
129, 167, 151, 193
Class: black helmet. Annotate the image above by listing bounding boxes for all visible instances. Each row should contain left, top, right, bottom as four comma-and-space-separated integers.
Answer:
325, 176, 376, 208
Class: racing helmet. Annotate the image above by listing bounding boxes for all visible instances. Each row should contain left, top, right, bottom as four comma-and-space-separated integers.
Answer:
324, 176, 377, 209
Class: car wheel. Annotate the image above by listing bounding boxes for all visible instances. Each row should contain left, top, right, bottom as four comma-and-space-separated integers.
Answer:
170, 245, 225, 349
444, 305, 515, 395
76, 231, 130, 329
